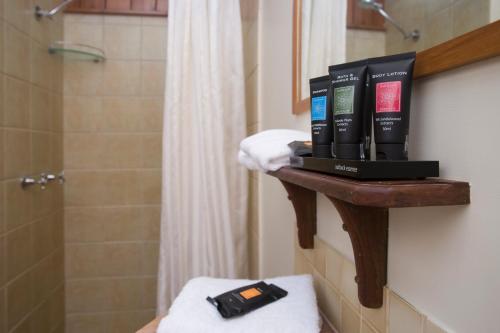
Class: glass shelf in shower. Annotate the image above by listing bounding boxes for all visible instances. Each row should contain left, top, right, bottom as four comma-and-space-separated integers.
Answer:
48, 41, 106, 62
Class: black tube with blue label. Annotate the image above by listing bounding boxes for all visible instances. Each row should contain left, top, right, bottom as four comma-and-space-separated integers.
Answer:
309, 75, 333, 158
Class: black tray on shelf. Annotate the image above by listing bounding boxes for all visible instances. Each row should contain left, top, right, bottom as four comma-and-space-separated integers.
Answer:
290, 156, 439, 179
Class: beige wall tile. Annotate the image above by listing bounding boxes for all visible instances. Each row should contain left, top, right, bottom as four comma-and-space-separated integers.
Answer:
340, 258, 360, 310
140, 98, 164, 132
104, 24, 141, 60
104, 15, 142, 26
7, 271, 33, 331
6, 224, 32, 281
4, 23, 31, 81
315, 273, 341, 330
361, 289, 387, 333
66, 277, 150, 313
31, 215, 56, 264
4, 180, 32, 231
65, 14, 104, 24
66, 313, 108, 333
64, 206, 160, 243
141, 61, 166, 96
342, 299, 361, 333
32, 132, 52, 174
249, 230, 259, 279
64, 133, 143, 169
452, 0, 490, 37
325, 246, 343, 289
4, 76, 30, 128
64, 61, 103, 96
48, 286, 65, 332
31, 86, 52, 131
31, 40, 53, 90
140, 169, 162, 205
141, 25, 167, 60
361, 321, 379, 333
63, 96, 101, 132
66, 243, 144, 278
294, 246, 313, 275
64, 170, 138, 206
0, 287, 5, 333
64, 22, 104, 50
141, 17, 167, 26
4, 0, 31, 34
141, 134, 162, 168
99, 97, 143, 132
0, 133, 3, 180
29, 300, 51, 333
388, 291, 424, 333
312, 237, 327, 276
0, 236, 5, 288
245, 69, 258, 127
100, 61, 142, 96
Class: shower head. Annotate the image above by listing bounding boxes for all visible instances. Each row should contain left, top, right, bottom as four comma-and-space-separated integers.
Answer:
34, 0, 76, 20
357, 0, 420, 41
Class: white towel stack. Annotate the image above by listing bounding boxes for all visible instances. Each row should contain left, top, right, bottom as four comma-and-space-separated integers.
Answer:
157, 275, 321, 333
238, 129, 311, 172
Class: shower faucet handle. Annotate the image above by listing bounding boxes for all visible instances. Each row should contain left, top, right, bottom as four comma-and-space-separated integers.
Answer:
45, 173, 57, 182
58, 171, 66, 184
20, 177, 37, 189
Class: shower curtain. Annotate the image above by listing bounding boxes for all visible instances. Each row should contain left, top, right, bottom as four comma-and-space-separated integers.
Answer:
301, 0, 347, 98
157, 0, 248, 314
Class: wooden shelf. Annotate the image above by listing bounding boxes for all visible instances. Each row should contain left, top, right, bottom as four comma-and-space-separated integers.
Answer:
268, 167, 470, 308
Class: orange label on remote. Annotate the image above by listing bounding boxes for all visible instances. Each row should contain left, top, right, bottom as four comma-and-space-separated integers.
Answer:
240, 288, 261, 300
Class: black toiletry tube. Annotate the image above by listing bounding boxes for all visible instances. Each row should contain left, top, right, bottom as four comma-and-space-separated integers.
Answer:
309, 75, 333, 158
329, 60, 369, 160
367, 52, 416, 160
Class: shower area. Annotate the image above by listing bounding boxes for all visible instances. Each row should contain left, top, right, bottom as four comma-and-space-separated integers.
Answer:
1, 0, 167, 332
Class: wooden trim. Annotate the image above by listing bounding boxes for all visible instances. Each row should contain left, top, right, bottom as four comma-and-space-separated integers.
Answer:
65, 8, 167, 16
414, 20, 500, 79
292, 0, 307, 115
65, 0, 168, 17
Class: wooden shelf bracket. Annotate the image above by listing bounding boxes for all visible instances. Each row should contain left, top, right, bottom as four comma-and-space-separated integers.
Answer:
270, 167, 470, 308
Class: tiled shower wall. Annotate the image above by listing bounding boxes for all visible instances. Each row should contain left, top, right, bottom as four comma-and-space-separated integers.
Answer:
63, 14, 165, 332
295, 236, 450, 333
241, 0, 260, 280
385, 0, 491, 54
0, 1, 65, 332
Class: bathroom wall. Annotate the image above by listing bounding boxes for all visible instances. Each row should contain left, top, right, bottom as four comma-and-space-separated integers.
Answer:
385, 0, 491, 54
0, 1, 65, 333
346, 29, 385, 62
259, 0, 500, 332
240, 0, 261, 280
63, 14, 165, 333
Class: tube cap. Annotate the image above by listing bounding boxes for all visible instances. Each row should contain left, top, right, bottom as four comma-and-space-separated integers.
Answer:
335, 143, 363, 160
376, 143, 408, 160
312, 144, 332, 158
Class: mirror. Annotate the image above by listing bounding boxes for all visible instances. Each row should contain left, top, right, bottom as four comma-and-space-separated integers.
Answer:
293, 0, 497, 114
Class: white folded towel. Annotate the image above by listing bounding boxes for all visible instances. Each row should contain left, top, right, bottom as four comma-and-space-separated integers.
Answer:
157, 275, 321, 333
238, 129, 311, 172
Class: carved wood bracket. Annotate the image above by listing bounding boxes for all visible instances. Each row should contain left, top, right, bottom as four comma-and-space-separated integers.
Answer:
281, 180, 317, 249
328, 197, 388, 308
272, 167, 470, 308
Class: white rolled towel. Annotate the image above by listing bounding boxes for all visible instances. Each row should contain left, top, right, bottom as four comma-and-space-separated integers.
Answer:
238, 129, 311, 172
157, 275, 321, 333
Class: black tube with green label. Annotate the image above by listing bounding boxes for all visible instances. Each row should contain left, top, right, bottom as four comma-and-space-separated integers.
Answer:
367, 52, 416, 160
309, 75, 333, 158
329, 60, 370, 160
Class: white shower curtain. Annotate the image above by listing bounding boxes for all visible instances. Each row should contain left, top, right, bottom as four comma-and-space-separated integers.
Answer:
157, 0, 248, 315
301, 0, 347, 98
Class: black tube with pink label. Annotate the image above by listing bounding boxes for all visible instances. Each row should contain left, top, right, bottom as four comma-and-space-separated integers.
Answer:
368, 52, 416, 160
